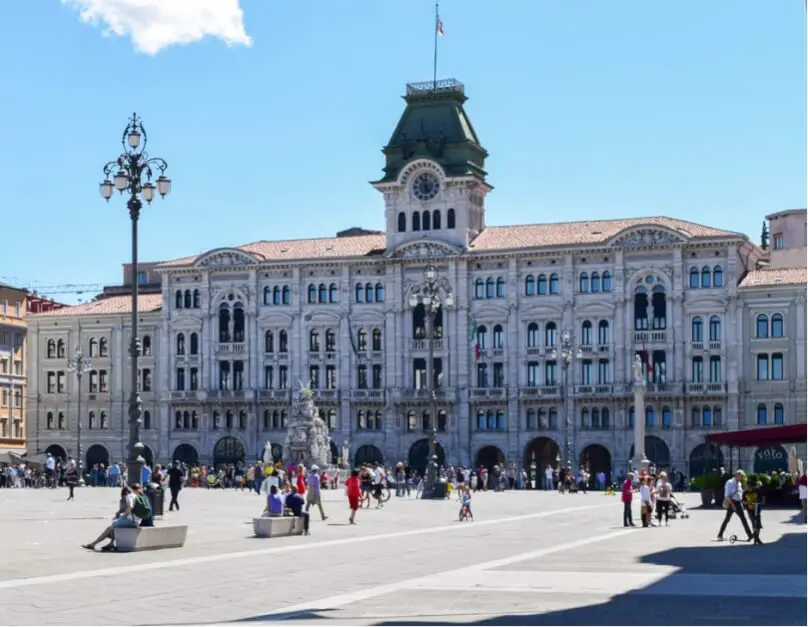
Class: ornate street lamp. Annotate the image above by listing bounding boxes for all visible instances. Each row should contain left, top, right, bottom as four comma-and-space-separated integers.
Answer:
67, 346, 92, 486
550, 328, 582, 469
100, 113, 170, 487
408, 264, 454, 499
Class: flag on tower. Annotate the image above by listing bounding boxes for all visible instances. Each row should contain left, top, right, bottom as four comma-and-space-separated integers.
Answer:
437, 17, 444, 37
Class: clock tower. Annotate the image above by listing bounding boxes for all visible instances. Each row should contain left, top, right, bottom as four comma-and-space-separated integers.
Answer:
372, 79, 492, 252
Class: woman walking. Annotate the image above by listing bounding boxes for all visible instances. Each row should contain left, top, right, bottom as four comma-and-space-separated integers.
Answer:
655, 471, 673, 526
345, 468, 361, 524
65, 458, 79, 501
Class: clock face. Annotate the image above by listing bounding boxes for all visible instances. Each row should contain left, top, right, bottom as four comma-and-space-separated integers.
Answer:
412, 172, 440, 202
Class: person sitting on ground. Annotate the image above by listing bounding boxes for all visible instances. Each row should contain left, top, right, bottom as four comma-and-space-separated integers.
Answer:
82, 484, 151, 551
284, 485, 310, 535
263, 484, 284, 517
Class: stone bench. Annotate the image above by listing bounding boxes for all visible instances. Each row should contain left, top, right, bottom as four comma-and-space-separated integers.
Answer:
253, 516, 304, 538
114, 525, 188, 552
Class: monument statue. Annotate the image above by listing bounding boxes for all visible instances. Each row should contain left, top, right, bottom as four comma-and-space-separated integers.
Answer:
263, 441, 273, 466
633, 354, 645, 387
283, 380, 331, 469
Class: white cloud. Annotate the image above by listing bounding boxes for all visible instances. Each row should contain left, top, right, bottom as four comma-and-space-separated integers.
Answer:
62, 0, 252, 55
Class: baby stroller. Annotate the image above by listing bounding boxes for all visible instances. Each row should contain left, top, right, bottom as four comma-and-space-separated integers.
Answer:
670, 495, 689, 519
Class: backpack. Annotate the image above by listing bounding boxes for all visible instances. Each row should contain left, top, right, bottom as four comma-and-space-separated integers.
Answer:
132, 494, 152, 519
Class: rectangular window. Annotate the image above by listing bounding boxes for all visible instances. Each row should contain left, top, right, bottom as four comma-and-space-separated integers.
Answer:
47, 372, 55, 394
545, 361, 557, 385
581, 360, 592, 385
691, 357, 703, 383
357, 365, 368, 389
476, 363, 488, 388
597, 359, 610, 384
709, 356, 721, 382
264, 366, 274, 389
309, 365, 320, 389
219, 361, 230, 390
99, 370, 108, 393
278, 365, 288, 389
413, 358, 426, 389
372, 364, 383, 389
526, 361, 539, 386
233, 361, 244, 390
493, 362, 505, 387
190, 367, 198, 390
756, 354, 769, 380
137, 271, 148, 285
771, 353, 784, 380
325, 365, 337, 389
773, 233, 784, 250
0, 388, 6, 406
175, 368, 185, 391
142, 368, 151, 392
57, 371, 66, 393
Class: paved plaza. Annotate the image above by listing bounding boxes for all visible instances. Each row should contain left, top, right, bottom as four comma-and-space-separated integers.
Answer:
0, 487, 804, 625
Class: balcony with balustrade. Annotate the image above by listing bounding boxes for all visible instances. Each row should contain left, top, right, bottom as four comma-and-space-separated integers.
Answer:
348, 389, 385, 403
518, 385, 561, 400
394, 387, 457, 404
215, 343, 246, 355
469, 387, 509, 402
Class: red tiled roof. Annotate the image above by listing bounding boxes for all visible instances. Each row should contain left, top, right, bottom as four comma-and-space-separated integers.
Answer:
30, 294, 162, 318
739, 267, 807, 288
157, 216, 743, 268
470, 217, 742, 251
158, 234, 387, 268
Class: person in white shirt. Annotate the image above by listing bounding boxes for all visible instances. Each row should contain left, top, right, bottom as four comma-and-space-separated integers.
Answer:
544, 465, 554, 491
655, 471, 673, 525
639, 477, 652, 527
717, 470, 753, 541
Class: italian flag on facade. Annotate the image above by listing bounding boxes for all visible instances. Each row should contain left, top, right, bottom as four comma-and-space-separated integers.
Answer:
469, 318, 480, 360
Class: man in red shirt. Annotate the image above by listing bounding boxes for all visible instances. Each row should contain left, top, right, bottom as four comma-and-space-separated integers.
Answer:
622, 472, 636, 527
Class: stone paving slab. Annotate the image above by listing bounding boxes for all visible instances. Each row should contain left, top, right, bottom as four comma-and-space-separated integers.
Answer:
0, 488, 804, 626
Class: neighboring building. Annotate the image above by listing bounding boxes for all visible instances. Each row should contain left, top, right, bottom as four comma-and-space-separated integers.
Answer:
736, 209, 807, 472
27, 79, 803, 481
27, 292, 66, 315
101, 262, 163, 298
0, 281, 28, 454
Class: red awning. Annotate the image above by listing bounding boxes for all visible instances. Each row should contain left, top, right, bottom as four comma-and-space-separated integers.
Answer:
706, 423, 807, 448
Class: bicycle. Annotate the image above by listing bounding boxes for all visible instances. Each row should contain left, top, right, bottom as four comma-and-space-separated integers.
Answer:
362, 485, 392, 508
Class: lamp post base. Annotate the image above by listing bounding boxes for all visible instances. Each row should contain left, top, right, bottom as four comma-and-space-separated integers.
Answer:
127, 460, 144, 488
631, 456, 651, 473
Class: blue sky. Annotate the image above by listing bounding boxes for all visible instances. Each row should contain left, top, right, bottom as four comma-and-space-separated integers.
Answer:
0, 1, 804, 302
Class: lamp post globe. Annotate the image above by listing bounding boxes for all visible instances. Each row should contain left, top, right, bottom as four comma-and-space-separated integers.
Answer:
100, 112, 170, 488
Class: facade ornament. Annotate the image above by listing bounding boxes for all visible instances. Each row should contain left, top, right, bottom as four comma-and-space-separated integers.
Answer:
661, 265, 674, 278
197, 250, 257, 268
633, 355, 646, 387
394, 242, 456, 259
613, 229, 685, 248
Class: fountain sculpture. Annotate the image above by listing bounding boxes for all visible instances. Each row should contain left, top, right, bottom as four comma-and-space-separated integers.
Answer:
284, 380, 332, 469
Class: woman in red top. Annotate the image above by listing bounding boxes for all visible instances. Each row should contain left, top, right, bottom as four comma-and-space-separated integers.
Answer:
345, 469, 361, 524
296, 467, 307, 497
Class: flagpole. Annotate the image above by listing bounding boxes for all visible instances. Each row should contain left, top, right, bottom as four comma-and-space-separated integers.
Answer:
432, 1, 439, 88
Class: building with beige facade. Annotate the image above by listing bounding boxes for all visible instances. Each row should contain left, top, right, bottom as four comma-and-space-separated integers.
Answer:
0, 281, 28, 455
26, 80, 806, 479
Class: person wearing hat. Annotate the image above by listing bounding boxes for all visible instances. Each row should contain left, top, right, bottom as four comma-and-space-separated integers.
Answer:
717, 470, 753, 541
167, 460, 184, 511
305, 464, 328, 521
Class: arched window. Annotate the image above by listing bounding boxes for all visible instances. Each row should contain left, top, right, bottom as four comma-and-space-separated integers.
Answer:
709, 316, 721, 342
184, 290, 192, 308
142, 335, 151, 356
756, 404, 767, 425
233, 304, 245, 342
713, 407, 722, 427
365, 283, 373, 303
492, 324, 504, 348
525, 275, 535, 296
712, 266, 723, 287
756, 314, 769, 338
375, 282, 385, 302
142, 410, 150, 430
701, 266, 711, 288
628, 407, 635, 428
475, 279, 484, 299
432, 210, 441, 229
774, 403, 784, 424
190, 332, 198, 355
691, 317, 703, 341
591, 407, 600, 428
526, 409, 537, 430
476, 411, 486, 431
318, 283, 328, 303
57, 339, 65, 358
537, 274, 548, 295
635, 287, 650, 330
549, 273, 560, 294
486, 410, 496, 431
662, 406, 672, 428
279, 330, 288, 352
282, 286, 290, 305
495, 411, 505, 431
646, 407, 655, 427
689, 267, 700, 288
602, 271, 612, 292
496, 277, 506, 298
357, 329, 368, 352
702, 406, 712, 427
485, 278, 495, 299
88, 411, 95, 430
265, 330, 274, 353
690, 406, 701, 427
601, 407, 610, 427
46, 411, 54, 429
176, 333, 185, 355
412, 211, 421, 231
581, 408, 590, 428
590, 272, 601, 293
579, 272, 589, 293
423, 411, 432, 431
527, 322, 539, 347
273, 286, 281, 305
548, 408, 558, 429
193, 289, 201, 308
581, 321, 592, 345
545, 322, 557, 346
89, 338, 98, 357
355, 283, 364, 303
372, 328, 383, 351
771, 314, 784, 338
406, 410, 417, 431
397, 212, 406, 232
175, 290, 183, 309
309, 329, 320, 352
329, 283, 338, 303
598, 320, 609, 345
46, 339, 55, 358
308, 284, 317, 304
325, 328, 337, 351
476, 325, 488, 350
357, 410, 367, 430
422, 210, 431, 230
447, 208, 456, 228
99, 338, 108, 357
651, 286, 667, 330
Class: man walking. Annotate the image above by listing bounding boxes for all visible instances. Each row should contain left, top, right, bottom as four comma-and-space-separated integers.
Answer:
305, 464, 328, 521
167, 461, 184, 511
717, 470, 753, 541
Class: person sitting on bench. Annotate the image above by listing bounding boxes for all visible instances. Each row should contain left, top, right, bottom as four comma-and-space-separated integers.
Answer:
285, 485, 310, 535
263, 484, 284, 517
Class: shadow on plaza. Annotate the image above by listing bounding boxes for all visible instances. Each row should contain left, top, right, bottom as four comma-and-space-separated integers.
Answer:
232, 531, 806, 626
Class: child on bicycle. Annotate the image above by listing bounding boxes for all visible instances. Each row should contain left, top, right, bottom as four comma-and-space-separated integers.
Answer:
459, 486, 473, 520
